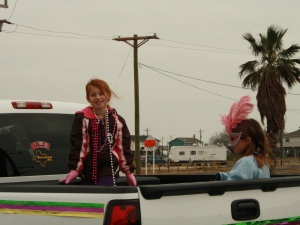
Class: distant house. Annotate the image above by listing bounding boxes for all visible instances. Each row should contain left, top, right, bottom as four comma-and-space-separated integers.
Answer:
130, 135, 160, 155
169, 137, 203, 151
277, 129, 300, 157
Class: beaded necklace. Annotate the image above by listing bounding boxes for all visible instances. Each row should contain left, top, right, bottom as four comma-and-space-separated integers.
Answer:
91, 108, 117, 186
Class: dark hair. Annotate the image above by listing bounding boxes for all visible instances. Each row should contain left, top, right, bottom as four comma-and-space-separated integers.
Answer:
232, 119, 270, 168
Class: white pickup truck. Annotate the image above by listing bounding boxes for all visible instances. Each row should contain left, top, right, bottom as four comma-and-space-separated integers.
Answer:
1, 100, 300, 225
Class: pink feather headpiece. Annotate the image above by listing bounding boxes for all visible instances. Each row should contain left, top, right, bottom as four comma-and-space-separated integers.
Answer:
221, 95, 254, 135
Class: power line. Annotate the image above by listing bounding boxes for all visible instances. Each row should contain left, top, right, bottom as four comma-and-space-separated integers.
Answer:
140, 62, 237, 101
140, 63, 300, 117
3, 29, 112, 40
148, 43, 250, 56
114, 47, 132, 89
8, 0, 18, 20
139, 63, 300, 96
16, 24, 113, 39
2, 23, 255, 56
4, 27, 250, 55
2, 23, 114, 40
286, 92, 300, 96
139, 63, 243, 88
160, 38, 250, 54
287, 110, 300, 115
140, 63, 300, 118
2, 22, 300, 97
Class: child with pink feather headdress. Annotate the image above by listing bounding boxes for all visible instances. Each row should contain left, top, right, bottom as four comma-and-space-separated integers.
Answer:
216, 95, 270, 180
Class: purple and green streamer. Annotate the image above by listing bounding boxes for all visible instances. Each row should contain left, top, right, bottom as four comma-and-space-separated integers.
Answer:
0, 200, 104, 218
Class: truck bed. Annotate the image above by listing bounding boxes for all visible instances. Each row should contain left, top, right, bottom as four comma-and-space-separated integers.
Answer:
1, 175, 300, 225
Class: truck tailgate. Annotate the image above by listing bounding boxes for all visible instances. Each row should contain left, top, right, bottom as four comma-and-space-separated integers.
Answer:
138, 176, 300, 225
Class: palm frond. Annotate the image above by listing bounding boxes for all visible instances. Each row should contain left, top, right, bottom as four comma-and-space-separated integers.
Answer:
243, 33, 262, 56
241, 71, 261, 90
280, 44, 300, 58
239, 60, 259, 76
291, 58, 300, 64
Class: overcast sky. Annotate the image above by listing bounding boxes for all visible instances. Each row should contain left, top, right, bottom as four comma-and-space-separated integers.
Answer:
1, 0, 300, 144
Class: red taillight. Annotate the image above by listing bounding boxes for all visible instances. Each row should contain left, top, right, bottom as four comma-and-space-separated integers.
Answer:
104, 200, 141, 225
12, 101, 53, 109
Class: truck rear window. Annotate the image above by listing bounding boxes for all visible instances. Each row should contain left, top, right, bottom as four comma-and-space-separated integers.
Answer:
0, 113, 74, 177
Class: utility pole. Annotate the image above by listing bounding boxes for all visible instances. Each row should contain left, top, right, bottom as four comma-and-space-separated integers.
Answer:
0, 0, 8, 8
161, 136, 164, 157
0, 19, 13, 32
1, 1, 12, 32
198, 129, 205, 146
114, 34, 159, 174
144, 127, 151, 136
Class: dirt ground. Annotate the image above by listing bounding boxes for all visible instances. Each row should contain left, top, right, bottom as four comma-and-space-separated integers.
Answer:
140, 158, 300, 175
270, 158, 300, 175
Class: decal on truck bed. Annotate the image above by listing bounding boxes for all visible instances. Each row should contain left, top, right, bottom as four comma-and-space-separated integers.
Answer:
30, 141, 51, 151
0, 200, 104, 218
30, 141, 53, 167
33, 150, 52, 167
226, 215, 300, 225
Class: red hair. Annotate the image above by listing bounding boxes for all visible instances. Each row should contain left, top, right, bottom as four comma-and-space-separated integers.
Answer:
85, 79, 117, 101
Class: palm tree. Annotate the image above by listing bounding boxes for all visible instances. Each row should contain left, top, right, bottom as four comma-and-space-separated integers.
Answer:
239, 25, 300, 164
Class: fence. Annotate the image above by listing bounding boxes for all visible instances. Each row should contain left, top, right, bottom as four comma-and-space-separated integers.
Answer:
142, 162, 228, 175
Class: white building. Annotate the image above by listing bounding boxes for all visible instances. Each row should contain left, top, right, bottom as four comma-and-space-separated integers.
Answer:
277, 129, 300, 157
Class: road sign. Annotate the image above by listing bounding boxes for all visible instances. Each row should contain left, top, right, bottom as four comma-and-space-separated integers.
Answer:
144, 139, 156, 147
144, 135, 156, 147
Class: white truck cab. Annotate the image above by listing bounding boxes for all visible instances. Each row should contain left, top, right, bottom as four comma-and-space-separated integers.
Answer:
0, 100, 86, 178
